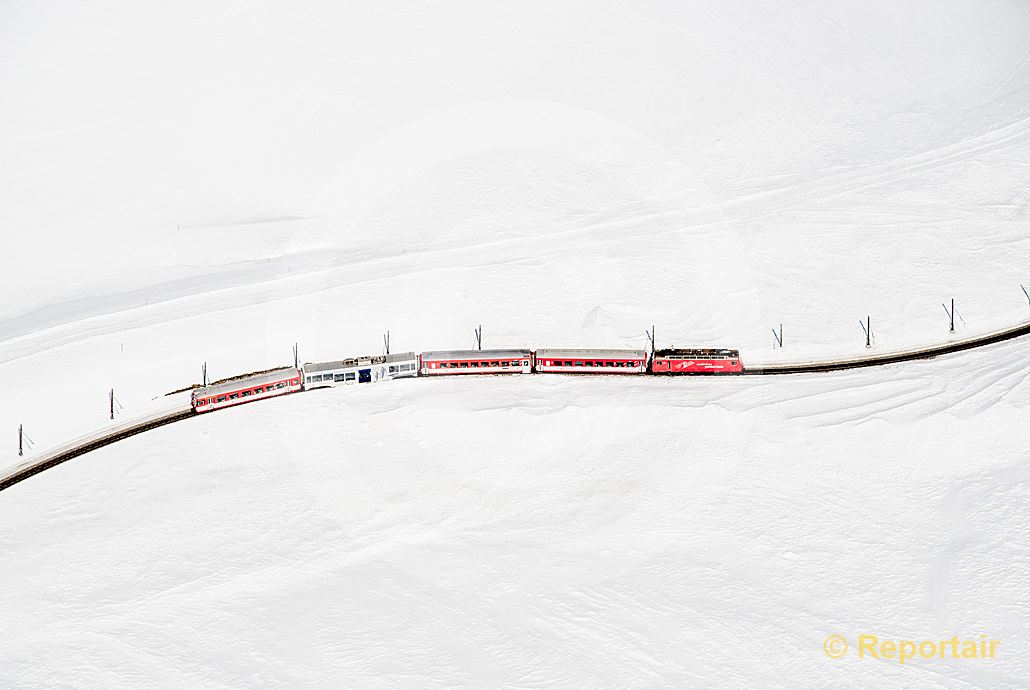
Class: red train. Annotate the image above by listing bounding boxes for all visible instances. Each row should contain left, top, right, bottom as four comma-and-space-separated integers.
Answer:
189, 347, 743, 413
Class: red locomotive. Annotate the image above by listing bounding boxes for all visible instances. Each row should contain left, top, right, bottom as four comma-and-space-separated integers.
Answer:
651, 348, 743, 374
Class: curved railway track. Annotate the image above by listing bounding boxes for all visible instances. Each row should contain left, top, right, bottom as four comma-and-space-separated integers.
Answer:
746, 319, 1030, 374
0, 409, 194, 493
2, 319, 1028, 494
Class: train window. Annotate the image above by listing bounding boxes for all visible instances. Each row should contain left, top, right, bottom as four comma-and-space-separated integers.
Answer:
229, 394, 238, 399
346, 372, 356, 381
242, 390, 251, 397
217, 397, 226, 402
277, 383, 285, 389
389, 365, 398, 373
254, 388, 264, 394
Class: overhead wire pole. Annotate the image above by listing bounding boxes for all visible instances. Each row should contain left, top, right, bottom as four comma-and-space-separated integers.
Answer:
1021, 283, 1030, 307
384, 330, 390, 355
859, 316, 872, 348
941, 298, 955, 333
474, 325, 482, 350
772, 323, 783, 348
110, 389, 115, 420
17, 425, 34, 457
293, 343, 299, 369
202, 362, 208, 387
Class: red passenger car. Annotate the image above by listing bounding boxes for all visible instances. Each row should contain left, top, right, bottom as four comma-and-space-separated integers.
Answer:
419, 349, 532, 375
651, 348, 743, 374
534, 348, 647, 374
192, 368, 302, 413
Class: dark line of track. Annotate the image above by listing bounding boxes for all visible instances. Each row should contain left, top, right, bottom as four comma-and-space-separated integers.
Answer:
744, 320, 1030, 374
0, 410, 195, 493
3, 319, 1028, 494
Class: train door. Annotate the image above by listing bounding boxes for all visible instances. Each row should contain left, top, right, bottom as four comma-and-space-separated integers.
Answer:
359, 368, 371, 383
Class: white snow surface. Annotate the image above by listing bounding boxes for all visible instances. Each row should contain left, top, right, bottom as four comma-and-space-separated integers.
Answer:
2, 1, 1030, 687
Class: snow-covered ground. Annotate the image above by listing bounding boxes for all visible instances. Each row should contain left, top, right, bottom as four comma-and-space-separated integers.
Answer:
3, 355, 1029, 687
2, 1, 1030, 687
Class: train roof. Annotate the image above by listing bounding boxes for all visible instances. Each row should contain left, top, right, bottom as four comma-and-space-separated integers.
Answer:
195, 367, 298, 396
654, 348, 740, 357
420, 349, 531, 360
304, 352, 416, 373
536, 348, 647, 359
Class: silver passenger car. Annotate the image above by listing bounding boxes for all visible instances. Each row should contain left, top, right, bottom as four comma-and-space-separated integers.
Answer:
303, 352, 418, 389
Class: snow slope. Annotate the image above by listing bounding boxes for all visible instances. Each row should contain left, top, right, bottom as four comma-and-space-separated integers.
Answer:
2, 346, 1029, 688
2, 0, 1030, 687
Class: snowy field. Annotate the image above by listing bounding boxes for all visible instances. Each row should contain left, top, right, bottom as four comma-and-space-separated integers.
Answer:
3, 357, 1030, 687
2, 0, 1030, 687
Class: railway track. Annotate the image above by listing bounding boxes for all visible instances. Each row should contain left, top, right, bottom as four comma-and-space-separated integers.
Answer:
2, 319, 1028, 494
0, 409, 194, 493
745, 320, 1030, 374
